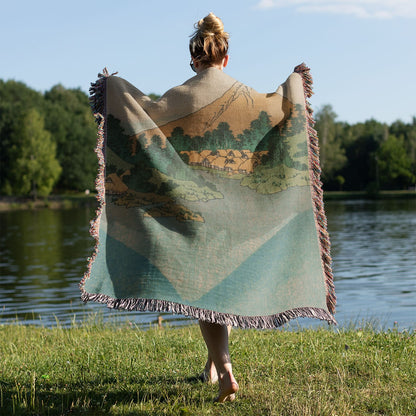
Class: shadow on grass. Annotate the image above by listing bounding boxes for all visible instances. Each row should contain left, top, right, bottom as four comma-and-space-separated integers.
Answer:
1, 374, 208, 416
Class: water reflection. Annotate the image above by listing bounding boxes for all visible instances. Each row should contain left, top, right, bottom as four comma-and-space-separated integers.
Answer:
0, 206, 192, 327
0, 198, 415, 329
324, 199, 416, 330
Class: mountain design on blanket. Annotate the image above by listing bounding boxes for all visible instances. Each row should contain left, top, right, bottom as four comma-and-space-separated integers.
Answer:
81, 65, 336, 328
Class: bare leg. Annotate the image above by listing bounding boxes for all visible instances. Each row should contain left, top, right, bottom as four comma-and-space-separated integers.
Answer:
199, 320, 239, 402
200, 325, 232, 383
200, 354, 218, 383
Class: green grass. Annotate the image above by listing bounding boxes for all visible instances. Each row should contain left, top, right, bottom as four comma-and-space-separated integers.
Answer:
0, 320, 415, 415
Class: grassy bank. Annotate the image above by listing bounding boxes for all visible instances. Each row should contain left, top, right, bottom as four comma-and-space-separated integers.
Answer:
0, 322, 415, 415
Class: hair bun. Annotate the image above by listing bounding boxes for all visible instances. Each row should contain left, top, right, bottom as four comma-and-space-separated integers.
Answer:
197, 12, 226, 37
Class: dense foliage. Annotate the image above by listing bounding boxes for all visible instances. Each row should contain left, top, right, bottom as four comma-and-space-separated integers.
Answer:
0, 80, 97, 196
0, 79, 415, 197
315, 104, 416, 191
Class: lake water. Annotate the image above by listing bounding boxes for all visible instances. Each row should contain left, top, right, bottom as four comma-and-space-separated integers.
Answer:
0, 198, 415, 330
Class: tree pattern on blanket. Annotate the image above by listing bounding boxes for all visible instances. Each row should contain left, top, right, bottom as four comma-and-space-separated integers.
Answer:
105, 103, 309, 222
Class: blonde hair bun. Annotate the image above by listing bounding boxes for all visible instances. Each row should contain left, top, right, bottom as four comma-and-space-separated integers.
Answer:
197, 12, 228, 38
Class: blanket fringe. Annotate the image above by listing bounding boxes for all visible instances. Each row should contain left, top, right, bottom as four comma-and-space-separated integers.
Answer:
294, 63, 336, 315
80, 290, 337, 328
80, 65, 337, 329
79, 69, 112, 294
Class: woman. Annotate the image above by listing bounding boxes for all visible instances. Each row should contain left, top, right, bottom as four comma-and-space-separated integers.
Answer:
188, 12, 239, 404
83, 11, 336, 406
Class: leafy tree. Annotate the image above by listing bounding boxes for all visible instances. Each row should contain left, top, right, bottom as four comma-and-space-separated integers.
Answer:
335, 175, 345, 191
148, 93, 161, 101
8, 109, 61, 197
0, 80, 45, 193
340, 119, 387, 191
377, 135, 415, 189
0, 102, 17, 194
44, 85, 97, 191
0, 79, 44, 109
314, 105, 347, 186
389, 118, 416, 180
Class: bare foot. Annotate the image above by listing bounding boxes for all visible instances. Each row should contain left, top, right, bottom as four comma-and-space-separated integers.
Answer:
199, 358, 218, 384
215, 371, 239, 403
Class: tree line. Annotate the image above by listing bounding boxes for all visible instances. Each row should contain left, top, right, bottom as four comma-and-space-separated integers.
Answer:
0, 79, 415, 197
315, 105, 416, 191
0, 80, 97, 197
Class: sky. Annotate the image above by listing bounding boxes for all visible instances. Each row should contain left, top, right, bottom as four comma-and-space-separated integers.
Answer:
1, 0, 415, 124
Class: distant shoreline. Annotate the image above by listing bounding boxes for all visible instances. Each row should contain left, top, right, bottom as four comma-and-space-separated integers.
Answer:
323, 190, 416, 201
0, 190, 415, 211
0, 193, 98, 211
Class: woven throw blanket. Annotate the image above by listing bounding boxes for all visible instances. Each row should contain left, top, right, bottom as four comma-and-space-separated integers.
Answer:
80, 64, 336, 328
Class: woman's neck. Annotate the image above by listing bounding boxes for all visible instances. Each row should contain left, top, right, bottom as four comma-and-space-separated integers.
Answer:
195, 63, 223, 74
193, 55, 228, 74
